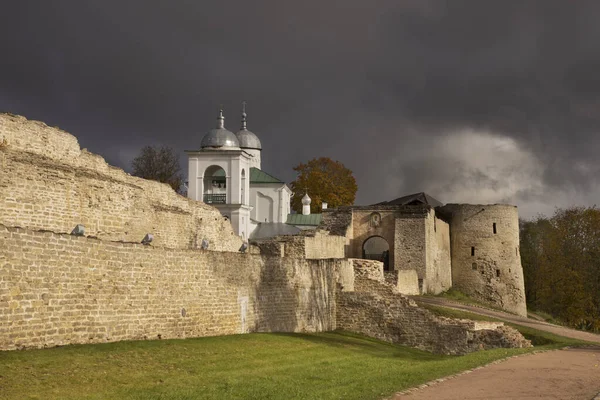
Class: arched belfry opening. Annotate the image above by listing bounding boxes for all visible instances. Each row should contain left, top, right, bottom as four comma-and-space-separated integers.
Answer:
362, 236, 390, 271
203, 165, 227, 204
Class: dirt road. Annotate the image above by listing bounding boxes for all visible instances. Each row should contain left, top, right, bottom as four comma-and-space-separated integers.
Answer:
391, 297, 600, 399
393, 347, 600, 400
412, 296, 600, 345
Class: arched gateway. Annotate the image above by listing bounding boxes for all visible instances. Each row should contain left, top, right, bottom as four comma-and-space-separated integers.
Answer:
362, 236, 390, 271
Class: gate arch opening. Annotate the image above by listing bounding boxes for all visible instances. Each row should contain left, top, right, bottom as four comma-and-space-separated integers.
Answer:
362, 236, 390, 271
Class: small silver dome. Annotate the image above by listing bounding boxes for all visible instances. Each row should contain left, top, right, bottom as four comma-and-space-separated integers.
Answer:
235, 102, 262, 150
201, 128, 240, 149
302, 193, 311, 205
236, 129, 262, 150
201, 109, 240, 150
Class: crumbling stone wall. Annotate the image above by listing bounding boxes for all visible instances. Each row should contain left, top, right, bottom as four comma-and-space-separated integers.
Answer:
336, 259, 531, 355
0, 113, 242, 251
0, 224, 338, 351
317, 208, 355, 262
352, 258, 384, 282
424, 209, 452, 294
304, 232, 346, 259
394, 216, 426, 280
252, 232, 345, 260
396, 270, 420, 295
320, 207, 353, 237
440, 204, 527, 316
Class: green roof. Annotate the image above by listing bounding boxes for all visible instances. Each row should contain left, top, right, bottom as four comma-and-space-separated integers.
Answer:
286, 213, 322, 226
208, 168, 283, 184
250, 167, 283, 184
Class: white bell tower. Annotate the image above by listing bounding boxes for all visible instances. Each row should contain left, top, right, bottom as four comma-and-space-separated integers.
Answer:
186, 108, 252, 240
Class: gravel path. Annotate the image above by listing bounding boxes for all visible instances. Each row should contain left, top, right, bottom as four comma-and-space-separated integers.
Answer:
393, 347, 600, 400
390, 297, 600, 399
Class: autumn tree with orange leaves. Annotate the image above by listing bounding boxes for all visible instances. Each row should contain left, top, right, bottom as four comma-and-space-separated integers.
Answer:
290, 157, 357, 214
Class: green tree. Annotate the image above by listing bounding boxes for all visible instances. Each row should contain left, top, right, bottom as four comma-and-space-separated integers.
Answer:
132, 145, 183, 192
289, 157, 358, 214
520, 207, 600, 332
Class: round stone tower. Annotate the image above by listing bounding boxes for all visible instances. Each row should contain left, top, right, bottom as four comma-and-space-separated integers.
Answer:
440, 204, 527, 316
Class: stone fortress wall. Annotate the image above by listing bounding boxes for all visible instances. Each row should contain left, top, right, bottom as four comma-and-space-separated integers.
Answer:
0, 113, 242, 252
0, 113, 529, 354
438, 204, 527, 316
326, 206, 453, 296
320, 203, 527, 316
0, 113, 346, 351
0, 224, 339, 350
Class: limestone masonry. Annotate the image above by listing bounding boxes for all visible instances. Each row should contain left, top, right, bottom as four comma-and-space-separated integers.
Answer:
321, 202, 527, 316
0, 113, 530, 354
0, 114, 242, 252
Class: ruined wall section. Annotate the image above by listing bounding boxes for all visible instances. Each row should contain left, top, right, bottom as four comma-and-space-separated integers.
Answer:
0, 113, 242, 251
424, 209, 452, 294
0, 113, 81, 162
319, 207, 353, 238
252, 232, 345, 260
440, 204, 527, 316
0, 225, 338, 351
394, 217, 426, 282
304, 233, 346, 259
336, 259, 531, 355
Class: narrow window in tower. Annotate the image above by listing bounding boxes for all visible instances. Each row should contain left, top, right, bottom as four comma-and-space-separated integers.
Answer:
493, 223, 497, 234
496, 269, 501, 277
471, 246, 475, 256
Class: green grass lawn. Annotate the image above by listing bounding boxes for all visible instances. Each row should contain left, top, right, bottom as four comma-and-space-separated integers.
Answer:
0, 328, 583, 400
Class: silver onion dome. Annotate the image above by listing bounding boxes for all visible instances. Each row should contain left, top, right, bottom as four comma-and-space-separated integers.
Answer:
200, 108, 240, 150
302, 193, 311, 205
235, 102, 262, 150
236, 129, 262, 150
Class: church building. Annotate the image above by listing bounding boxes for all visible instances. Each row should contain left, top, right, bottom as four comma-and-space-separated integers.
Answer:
186, 105, 317, 240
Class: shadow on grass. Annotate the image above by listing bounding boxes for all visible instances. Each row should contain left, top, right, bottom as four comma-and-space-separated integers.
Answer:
269, 331, 445, 362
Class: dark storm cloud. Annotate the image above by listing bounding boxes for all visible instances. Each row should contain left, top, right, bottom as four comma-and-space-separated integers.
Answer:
2, 0, 600, 217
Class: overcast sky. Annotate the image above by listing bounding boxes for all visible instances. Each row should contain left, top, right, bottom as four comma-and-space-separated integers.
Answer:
2, 1, 600, 219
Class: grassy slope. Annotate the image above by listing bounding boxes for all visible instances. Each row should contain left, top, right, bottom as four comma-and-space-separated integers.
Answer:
423, 288, 517, 314
418, 304, 590, 347
0, 328, 583, 400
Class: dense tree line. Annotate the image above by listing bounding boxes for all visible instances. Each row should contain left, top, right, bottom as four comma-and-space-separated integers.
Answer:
520, 207, 600, 332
